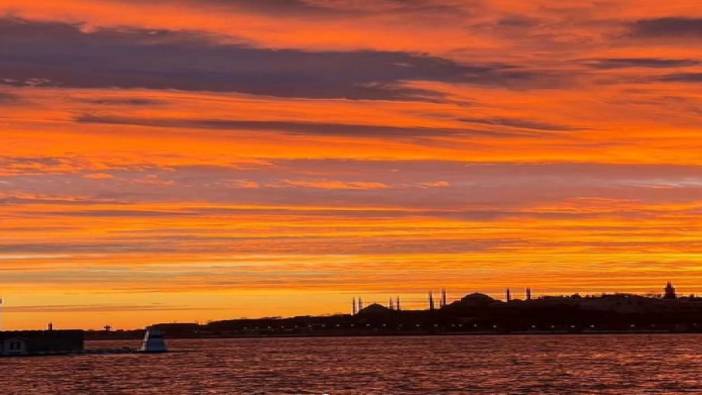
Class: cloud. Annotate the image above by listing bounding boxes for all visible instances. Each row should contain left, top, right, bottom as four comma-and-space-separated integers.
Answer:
0, 156, 88, 175
585, 58, 699, 69
0, 242, 183, 254
76, 97, 165, 106
0, 17, 535, 100
33, 209, 200, 218
458, 117, 580, 131
282, 179, 389, 190
123, 0, 466, 17
630, 18, 702, 38
0, 193, 120, 206
83, 173, 114, 180
3, 304, 211, 313
0, 91, 18, 103
658, 73, 702, 83
420, 180, 450, 188
8, 160, 702, 213
113, 0, 353, 17
227, 180, 261, 189
75, 114, 528, 138
173, 0, 351, 16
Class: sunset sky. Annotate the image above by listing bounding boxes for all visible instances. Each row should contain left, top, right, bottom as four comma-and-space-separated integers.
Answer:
3, 0, 702, 329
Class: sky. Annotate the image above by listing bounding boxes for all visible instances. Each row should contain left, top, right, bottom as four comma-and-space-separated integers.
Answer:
2, 0, 702, 329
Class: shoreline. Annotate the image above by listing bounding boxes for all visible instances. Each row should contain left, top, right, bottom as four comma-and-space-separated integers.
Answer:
86, 329, 702, 341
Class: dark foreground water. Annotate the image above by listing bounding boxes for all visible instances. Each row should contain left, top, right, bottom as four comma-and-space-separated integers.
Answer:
3, 335, 702, 394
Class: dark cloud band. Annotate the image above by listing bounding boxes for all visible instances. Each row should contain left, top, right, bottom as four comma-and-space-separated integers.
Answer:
76, 114, 530, 138
0, 17, 533, 100
585, 58, 699, 69
630, 18, 702, 38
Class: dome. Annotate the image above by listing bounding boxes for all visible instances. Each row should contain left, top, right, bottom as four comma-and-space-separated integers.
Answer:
460, 293, 495, 305
357, 303, 392, 315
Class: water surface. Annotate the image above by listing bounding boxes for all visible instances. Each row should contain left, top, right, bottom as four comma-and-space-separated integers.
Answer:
2, 335, 701, 394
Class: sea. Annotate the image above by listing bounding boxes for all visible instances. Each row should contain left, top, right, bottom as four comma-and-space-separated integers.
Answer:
3, 334, 702, 394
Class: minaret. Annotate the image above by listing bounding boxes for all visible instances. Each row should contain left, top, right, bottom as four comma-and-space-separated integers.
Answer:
358, 297, 364, 311
396, 296, 401, 311
389, 297, 395, 310
526, 288, 532, 301
352, 297, 357, 315
441, 288, 447, 308
506, 288, 511, 302
429, 291, 435, 311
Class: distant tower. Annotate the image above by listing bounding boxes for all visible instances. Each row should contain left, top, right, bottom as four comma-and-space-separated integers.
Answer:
358, 297, 364, 311
396, 296, 401, 311
506, 288, 511, 302
389, 297, 395, 310
352, 297, 357, 315
48, 322, 53, 331
664, 281, 677, 299
441, 288, 447, 308
526, 288, 532, 301
429, 291, 435, 311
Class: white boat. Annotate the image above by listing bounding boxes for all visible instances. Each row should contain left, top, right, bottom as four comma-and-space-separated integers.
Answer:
139, 328, 167, 353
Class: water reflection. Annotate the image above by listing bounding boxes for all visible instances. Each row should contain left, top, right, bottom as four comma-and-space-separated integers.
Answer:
3, 335, 702, 394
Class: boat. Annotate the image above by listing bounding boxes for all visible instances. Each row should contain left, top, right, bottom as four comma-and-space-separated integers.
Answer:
139, 328, 167, 353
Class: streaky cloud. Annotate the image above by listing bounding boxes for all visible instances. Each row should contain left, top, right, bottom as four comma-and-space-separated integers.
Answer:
658, 73, 702, 83
122, 0, 468, 17
0, 91, 20, 104
3, 304, 214, 313
630, 17, 702, 38
0, 17, 536, 100
458, 117, 581, 131
76, 97, 166, 106
585, 58, 699, 69
75, 114, 529, 138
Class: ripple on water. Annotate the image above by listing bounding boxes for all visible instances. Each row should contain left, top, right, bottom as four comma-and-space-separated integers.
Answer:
2, 334, 702, 394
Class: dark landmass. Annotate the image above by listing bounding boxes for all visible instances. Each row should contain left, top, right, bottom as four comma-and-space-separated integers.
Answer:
86, 285, 702, 340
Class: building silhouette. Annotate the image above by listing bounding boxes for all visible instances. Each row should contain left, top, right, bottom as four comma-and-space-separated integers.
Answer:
664, 281, 677, 299
0, 330, 83, 356
131, 281, 702, 339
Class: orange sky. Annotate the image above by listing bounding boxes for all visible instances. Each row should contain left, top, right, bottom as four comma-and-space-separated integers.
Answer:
2, 0, 702, 329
